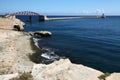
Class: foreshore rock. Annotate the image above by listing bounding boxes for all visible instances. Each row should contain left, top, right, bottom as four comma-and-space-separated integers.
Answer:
0, 16, 25, 30
32, 59, 103, 80
30, 31, 52, 38
0, 30, 35, 74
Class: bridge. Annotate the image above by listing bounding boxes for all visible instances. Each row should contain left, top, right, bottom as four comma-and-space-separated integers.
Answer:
5, 11, 105, 22
9, 11, 43, 16
5, 11, 47, 22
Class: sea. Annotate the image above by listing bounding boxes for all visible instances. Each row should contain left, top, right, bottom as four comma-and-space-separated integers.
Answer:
16, 16, 120, 72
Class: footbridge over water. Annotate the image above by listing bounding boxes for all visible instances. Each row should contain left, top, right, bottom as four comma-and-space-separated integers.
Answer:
5, 11, 105, 22
5, 11, 48, 22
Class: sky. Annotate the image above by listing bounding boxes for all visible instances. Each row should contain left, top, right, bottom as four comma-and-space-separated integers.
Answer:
0, 0, 120, 15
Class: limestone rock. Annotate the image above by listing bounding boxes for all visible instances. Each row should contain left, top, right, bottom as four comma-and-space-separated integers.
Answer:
0, 16, 25, 31
0, 30, 35, 74
32, 59, 103, 80
106, 73, 120, 80
33, 31, 52, 37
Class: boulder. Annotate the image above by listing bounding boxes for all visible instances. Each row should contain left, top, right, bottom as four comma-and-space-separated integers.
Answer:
32, 59, 103, 80
34, 31, 52, 38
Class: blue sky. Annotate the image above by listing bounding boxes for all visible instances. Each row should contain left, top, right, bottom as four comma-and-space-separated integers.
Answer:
0, 0, 120, 15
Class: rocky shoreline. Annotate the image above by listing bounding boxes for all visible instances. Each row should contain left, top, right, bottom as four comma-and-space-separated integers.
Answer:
0, 16, 119, 80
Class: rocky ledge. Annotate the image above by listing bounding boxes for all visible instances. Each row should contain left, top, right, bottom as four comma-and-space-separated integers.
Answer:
0, 16, 25, 31
0, 16, 119, 80
0, 29, 35, 74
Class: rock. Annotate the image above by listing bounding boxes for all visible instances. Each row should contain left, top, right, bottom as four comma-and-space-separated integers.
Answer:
32, 59, 103, 80
106, 73, 120, 80
0, 30, 35, 74
0, 73, 18, 80
0, 15, 25, 31
34, 31, 52, 37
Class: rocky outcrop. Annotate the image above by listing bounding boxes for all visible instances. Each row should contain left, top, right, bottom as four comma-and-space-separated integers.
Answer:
0, 59, 104, 80
32, 59, 103, 80
30, 31, 52, 38
0, 30, 35, 74
0, 16, 25, 31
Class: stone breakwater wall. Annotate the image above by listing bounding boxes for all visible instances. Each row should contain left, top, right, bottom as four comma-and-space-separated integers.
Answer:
0, 16, 25, 30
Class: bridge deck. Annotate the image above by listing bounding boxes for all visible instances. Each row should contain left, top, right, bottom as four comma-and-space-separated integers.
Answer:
7, 11, 44, 16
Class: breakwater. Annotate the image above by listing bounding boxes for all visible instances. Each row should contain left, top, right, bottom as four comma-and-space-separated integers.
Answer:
44, 15, 104, 21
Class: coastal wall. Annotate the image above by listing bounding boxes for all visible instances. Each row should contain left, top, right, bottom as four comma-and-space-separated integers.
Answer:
0, 16, 119, 80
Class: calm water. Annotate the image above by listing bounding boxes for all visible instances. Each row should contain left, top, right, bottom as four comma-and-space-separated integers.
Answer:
18, 16, 120, 72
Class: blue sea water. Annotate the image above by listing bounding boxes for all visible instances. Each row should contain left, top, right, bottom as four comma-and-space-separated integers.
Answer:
18, 16, 120, 72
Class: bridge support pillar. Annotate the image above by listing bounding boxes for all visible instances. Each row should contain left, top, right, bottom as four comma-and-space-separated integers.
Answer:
39, 16, 44, 21
39, 16, 48, 21
29, 16, 32, 22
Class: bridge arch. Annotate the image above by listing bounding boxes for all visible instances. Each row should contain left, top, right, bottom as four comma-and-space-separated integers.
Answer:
6, 11, 46, 21
9, 11, 44, 16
